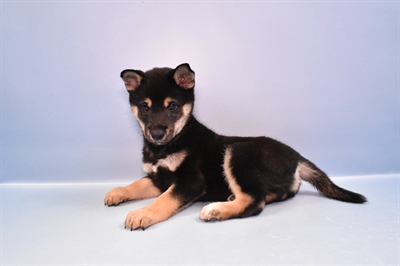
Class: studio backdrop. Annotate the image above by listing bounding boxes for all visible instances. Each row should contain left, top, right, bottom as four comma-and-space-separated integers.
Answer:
1, 1, 398, 183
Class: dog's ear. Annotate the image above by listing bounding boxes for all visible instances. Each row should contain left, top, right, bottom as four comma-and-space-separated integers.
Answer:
120, 70, 143, 91
173, 63, 195, 89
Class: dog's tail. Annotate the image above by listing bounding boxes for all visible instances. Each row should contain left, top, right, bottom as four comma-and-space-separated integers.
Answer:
297, 159, 367, 203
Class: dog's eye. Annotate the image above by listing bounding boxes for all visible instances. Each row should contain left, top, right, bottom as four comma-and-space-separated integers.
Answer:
167, 102, 178, 111
140, 103, 150, 111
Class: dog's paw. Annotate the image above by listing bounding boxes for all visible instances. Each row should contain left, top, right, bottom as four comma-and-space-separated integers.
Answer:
125, 207, 156, 230
199, 202, 225, 222
104, 187, 130, 206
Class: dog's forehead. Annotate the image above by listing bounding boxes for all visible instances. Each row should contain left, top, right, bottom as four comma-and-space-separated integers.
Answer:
140, 68, 175, 93
141, 85, 179, 102
144, 67, 172, 83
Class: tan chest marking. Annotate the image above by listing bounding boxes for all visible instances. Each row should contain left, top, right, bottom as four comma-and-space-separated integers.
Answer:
142, 150, 188, 174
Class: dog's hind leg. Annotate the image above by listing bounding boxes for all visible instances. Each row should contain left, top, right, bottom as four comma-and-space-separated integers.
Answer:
200, 146, 265, 221
200, 195, 265, 221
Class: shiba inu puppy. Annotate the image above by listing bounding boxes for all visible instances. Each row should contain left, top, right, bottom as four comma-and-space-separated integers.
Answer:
104, 63, 367, 230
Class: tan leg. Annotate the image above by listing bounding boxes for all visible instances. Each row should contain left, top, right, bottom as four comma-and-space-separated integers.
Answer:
104, 177, 161, 206
199, 194, 256, 221
124, 185, 182, 230
199, 146, 263, 221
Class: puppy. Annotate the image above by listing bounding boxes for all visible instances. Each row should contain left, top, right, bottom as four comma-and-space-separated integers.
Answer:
104, 63, 367, 230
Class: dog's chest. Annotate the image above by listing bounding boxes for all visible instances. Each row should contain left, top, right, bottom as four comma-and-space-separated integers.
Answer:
142, 150, 188, 174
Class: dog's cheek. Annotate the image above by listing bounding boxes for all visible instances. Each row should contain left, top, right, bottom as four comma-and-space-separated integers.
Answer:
169, 109, 182, 122
172, 103, 192, 135
131, 106, 146, 132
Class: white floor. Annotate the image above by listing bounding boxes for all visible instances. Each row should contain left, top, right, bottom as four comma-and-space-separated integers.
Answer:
1, 175, 399, 265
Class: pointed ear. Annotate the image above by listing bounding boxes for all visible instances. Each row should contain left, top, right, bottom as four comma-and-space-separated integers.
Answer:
173, 63, 195, 89
120, 69, 143, 91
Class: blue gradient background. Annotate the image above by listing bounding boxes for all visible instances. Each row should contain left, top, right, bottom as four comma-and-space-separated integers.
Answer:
1, 1, 398, 183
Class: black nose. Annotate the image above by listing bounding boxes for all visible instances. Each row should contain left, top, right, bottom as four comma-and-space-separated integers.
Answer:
150, 128, 166, 141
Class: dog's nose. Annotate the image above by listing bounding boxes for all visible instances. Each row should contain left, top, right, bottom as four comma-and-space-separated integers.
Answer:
150, 128, 166, 141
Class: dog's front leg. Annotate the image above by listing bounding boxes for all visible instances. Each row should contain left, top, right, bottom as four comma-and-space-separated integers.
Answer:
124, 184, 183, 230
124, 170, 206, 230
104, 177, 161, 206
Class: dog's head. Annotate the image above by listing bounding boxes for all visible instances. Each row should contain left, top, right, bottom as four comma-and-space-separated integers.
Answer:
120, 63, 195, 145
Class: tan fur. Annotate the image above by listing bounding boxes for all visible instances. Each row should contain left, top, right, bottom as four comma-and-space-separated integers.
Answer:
104, 177, 161, 206
223, 148, 242, 196
142, 150, 188, 174
143, 98, 152, 108
265, 193, 278, 204
163, 97, 173, 108
199, 147, 256, 221
292, 165, 303, 193
125, 185, 181, 230
131, 106, 145, 132
173, 103, 192, 136
199, 194, 255, 221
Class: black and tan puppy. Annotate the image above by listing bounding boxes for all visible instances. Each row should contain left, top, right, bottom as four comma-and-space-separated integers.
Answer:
104, 63, 367, 230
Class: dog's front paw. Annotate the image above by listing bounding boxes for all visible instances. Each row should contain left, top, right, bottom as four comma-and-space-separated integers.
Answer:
125, 207, 157, 230
104, 187, 130, 206
199, 202, 224, 221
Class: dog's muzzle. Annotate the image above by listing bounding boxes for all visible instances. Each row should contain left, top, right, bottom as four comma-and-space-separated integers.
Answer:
150, 128, 166, 141
147, 125, 171, 145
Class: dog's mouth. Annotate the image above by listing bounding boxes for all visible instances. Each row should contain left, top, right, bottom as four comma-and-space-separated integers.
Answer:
148, 139, 170, 145
145, 127, 174, 145
147, 137, 171, 146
